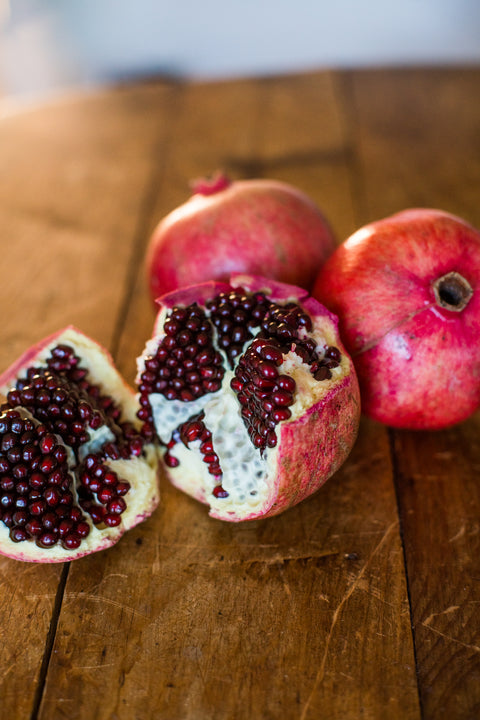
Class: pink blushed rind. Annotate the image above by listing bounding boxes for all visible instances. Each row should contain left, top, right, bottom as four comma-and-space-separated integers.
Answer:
146, 177, 336, 302
314, 208, 480, 429
206, 372, 360, 522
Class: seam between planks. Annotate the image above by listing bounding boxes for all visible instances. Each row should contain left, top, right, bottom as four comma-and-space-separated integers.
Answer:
30, 563, 70, 720
29, 80, 184, 720
388, 427, 425, 720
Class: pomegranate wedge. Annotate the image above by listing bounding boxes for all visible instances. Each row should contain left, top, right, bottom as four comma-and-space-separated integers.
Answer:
0, 327, 158, 562
137, 275, 360, 521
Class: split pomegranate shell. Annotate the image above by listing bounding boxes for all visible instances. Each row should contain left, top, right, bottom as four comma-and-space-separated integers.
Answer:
145, 173, 336, 303
313, 208, 480, 429
0, 327, 159, 562
137, 275, 360, 521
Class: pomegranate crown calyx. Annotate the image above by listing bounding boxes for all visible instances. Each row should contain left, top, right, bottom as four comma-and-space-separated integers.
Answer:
190, 172, 232, 197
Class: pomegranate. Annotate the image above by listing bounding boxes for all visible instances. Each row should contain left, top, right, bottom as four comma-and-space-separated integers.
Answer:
137, 275, 360, 521
146, 173, 336, 303
313, 208, 480, 430
0, 327, 159, 562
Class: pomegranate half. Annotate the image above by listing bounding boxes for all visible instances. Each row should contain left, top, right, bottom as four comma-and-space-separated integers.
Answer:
0, 327, 159, 562
137, 275, 360, 521
313, 208, 480, 429
146, 173, 336, 303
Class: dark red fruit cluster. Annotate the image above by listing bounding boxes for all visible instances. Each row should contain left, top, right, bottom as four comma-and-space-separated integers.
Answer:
205, 288, 272, 367
231, 338, 295, 451
163, 414, 229, 497
6, 344, 144, 460
0, 344, 143, 549
137, 305, 225, 441
77, 454, 130, 527
0, 409, 90, 550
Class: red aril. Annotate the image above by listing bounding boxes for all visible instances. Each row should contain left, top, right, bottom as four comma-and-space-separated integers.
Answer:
137, 275, 360, 521
313, 208, 480, 430
0, 327, 158, 562
146, 173, 336, 303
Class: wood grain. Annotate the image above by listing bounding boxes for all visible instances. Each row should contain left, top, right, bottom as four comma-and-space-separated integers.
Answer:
0, 68, 478, 720
348, 67, 480, 719
0, 81, 175, 720
35, 74, 417, 720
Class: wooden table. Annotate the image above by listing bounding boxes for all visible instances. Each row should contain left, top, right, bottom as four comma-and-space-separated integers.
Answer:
1, 67, 479, 720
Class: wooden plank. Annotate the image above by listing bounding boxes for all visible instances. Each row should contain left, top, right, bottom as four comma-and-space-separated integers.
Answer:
0, 80, 175, 720
40, 72, 419, 719
38, 419, 419, 720
347, 67, 480, 719
392, 422, 480, 720
341, 67, 480, 227
0, 82, 176, 366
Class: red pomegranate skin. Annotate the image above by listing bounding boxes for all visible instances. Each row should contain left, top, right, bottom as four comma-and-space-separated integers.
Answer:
313, 209, 480, 430
146, 175, 336, 302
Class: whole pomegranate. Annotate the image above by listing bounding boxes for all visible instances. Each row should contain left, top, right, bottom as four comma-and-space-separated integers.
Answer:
136, 275, 360, 521
0, 327, 158, 562
146, 173, 336, 303
313, 208, 480, 430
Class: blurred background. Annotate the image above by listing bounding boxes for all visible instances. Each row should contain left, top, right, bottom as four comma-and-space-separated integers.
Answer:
1, 0, 479, 103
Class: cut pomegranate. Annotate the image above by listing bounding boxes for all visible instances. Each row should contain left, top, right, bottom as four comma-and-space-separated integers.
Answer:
137, 275, 360, 521
0, 327, 158, 562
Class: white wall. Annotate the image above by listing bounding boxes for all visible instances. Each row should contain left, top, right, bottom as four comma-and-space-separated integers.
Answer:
1, 0, 480, 98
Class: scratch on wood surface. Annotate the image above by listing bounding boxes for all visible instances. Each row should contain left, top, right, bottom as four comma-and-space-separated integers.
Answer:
299, 519, 399, 720
25, 593, 57, 601
448, 526, 466, 543
64, 593, 148, 619
0, 663, 17, 686
24, 591, 147, 620
101, 573, 128, 581
423, 605, 460, 625
420, 623, 480, 653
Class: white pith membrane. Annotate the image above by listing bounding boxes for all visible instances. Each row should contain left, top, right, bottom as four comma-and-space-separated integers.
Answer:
0, 328, 158, 562
139, 300, 349, 520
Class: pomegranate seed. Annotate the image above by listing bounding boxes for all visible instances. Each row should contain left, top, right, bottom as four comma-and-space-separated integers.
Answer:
107, 498, 126, 515
271, 408, 292, 423
29, 499, 47, 515
277, 375, 296, 392
42, 512, 57, 530
26, 518, 43, 536
37, 532, 57, 548
314, 366, 332, 381
103, 472, 118, 486
115, 481, 130, 496
271, 390, 294, 407
10, 527, 29, 542
58, 519, 74, 537
44, 488, 61, 507
76, 522, 90, 538
40, 456, 56, 474
213, 485, 229, 499
69, 507, 83, 522
98, 487, 116, 504
63, 534, 81, 549
87, 505, 105, 524
0, 493, 14, 508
